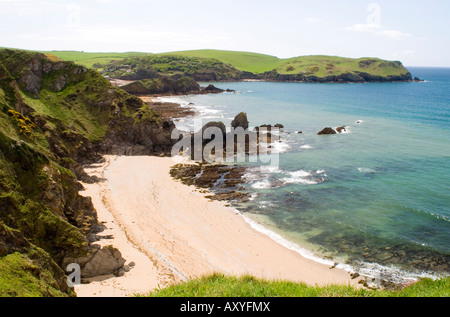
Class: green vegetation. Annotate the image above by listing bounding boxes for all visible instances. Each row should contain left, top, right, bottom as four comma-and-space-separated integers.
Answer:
274, 56, 408, 77
0, 48, 175, 297
42, 51, 150, 69
162, 49, 285, 74
144, 274, 450, 298
0, 250, 72, 297
38, 49, 412, 83
163, 50, 410, 78
103, 54, 243, 81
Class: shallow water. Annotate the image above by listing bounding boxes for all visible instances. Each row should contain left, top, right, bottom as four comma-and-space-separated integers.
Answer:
160, 67, 450, 283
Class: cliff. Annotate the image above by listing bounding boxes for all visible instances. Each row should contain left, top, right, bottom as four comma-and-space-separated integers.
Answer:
0, 49, 176, 296
120, 76, 229, 97
262, 59, 412, 83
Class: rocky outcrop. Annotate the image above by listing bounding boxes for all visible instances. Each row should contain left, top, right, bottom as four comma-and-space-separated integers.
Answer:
170, 164, 250, 203
318, 127, 337, 135
231, 112, 249, 130
262, 66, 413, 83
0, 49, 181, 296
121, 77, 227, 97
101, 114, 176, 156
63, 245, 126, 279
336, 126, 347, 133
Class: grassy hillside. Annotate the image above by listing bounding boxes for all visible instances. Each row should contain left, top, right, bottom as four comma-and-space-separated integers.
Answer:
42, 51, 150, 68
163, 49, 411, 77
40, 49, 412, 82
0, 48, 175, 297
143, 274, 450, 297
102, 54, 245, 81
162, 49, 285, 74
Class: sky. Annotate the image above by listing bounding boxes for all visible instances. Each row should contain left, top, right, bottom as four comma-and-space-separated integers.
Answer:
0, 0, 449, 67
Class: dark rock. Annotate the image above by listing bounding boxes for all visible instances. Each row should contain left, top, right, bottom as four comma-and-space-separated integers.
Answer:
336, 126, 347, 133
65, 245, 126, 279
318, 127, 337, 135
201, 84, 224, 94
231, 112, 249, 130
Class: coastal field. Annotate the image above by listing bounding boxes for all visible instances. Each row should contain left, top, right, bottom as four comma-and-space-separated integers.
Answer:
42, 49, 411, 79
162, 49, 409, 76
160, 49, 286, 74
41, 51, 150, 68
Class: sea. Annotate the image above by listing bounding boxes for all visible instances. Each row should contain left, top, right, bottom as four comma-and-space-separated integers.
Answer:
158, 67, 450, 285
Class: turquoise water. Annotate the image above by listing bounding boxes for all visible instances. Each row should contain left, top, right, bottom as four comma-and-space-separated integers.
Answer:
162, 67, 450, 282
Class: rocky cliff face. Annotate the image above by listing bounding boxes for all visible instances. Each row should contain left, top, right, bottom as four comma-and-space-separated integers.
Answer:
262, 70, 413, 83
0, 49, 177, 296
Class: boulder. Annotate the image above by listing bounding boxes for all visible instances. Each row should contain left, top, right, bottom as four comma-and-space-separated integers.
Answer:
78, 246, 126, 278
336, 126, 347, 133
231, 112, 249, 130
318, 127, 337, 135
201, 84, 224, 94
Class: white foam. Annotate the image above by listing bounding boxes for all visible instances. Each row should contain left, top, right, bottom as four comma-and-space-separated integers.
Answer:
259, 165, 282, 174
358, 167, 376, 174
252, 180, 272, 189
337, 126, 351, 134
357, 261, 444, 286
270, 140, 291, 154
300, 144, 313, 150
282, 170, 319, 185
289, 170, 312, 178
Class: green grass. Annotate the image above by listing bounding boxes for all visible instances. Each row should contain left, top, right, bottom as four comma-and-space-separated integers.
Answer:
160, 49, 285, 74
162, 50, 410, 77
40, 49, 410, 79
142, 274, 450, 298
41, 51, 151, 68
0, 251, 71, 297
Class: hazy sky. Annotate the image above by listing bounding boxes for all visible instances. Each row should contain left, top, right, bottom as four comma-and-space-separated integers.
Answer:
1, 0, 449, 66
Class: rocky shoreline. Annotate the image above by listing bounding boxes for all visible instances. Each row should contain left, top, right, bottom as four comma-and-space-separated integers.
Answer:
158, 102, 444, 291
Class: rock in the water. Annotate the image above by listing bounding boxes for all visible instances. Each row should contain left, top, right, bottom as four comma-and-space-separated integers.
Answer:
336, 126, 347, 133
318, 127, 337, 135
231, 112, 249, 130
201, 84, 224, 94
274, 123, 284, 130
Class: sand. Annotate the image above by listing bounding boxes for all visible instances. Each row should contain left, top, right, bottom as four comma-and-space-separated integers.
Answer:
75, 155, 361, 297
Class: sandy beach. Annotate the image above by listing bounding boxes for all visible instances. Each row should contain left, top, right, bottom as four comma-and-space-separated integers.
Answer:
76, 155, 361, 297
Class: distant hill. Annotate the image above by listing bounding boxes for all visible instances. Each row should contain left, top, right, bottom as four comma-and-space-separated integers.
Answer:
42, 51, 151, 68
43, 49, 413, 83
160, 49, 285, 74
164, 49, 413, 82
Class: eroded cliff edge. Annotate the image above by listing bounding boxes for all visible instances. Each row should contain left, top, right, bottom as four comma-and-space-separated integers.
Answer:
0, 49, 176, 296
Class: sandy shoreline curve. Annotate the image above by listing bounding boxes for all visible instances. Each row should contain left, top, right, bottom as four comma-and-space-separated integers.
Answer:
75, 155, 361, 297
